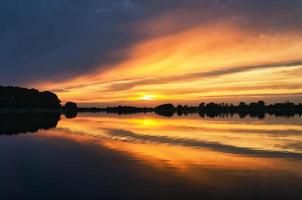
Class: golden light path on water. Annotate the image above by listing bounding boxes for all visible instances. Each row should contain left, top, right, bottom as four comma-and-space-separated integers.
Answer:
38, 113, 302, 181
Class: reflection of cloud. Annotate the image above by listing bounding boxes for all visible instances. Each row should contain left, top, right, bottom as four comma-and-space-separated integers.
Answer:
279, 142, 302, 152
105, 129, 302, 159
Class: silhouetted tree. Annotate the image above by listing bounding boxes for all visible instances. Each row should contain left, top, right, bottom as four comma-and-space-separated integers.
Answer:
0, 86, 61, 109
198, 102, 205, 111
64, 102, 78, 110
155, 104, 175, 117
239, 102, 246, 108
177, 105, 184, 116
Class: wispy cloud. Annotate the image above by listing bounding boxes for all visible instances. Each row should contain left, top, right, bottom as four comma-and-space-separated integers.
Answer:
1, 0, 302, 86
106, 60, 302, 92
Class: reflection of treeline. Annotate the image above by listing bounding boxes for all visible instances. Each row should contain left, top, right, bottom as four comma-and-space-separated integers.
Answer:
0, 113, 60, 135
94, 101, 302, 118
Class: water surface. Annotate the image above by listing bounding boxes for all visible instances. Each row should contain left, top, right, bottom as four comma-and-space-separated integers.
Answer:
1, 113, 302, 199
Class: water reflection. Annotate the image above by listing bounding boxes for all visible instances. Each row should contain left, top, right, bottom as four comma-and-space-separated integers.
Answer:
1, 113, 302, 199
0, 113, 60, 135
58, 114, 302, 156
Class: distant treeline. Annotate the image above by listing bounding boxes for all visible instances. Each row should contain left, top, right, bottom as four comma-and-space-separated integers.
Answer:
78, 106, 154, 114
85, 101, 302, 118
180, 101, 302, 118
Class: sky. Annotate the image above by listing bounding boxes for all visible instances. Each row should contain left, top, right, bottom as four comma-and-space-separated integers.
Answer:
1, 0, 302, 106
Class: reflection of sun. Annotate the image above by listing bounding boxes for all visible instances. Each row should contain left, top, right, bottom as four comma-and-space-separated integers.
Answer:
140, 95, 155, 101
140, 118, 161, 127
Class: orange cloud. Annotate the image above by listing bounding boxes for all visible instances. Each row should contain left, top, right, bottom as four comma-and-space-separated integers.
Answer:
36, 21, 302, 106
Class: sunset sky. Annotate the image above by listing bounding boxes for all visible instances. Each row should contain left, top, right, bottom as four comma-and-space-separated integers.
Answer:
1, 0, 302, 106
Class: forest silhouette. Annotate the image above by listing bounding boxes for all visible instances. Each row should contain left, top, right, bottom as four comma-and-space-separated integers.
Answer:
0, 85, 302, 119
102, 101, 302, 118
83, 101, 302, 119
0, 86, 61, 109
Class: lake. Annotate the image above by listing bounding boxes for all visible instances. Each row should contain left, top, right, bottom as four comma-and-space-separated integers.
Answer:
1, 113, 302, 199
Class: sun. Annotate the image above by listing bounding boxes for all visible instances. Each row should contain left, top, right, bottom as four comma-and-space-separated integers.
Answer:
140, 95, 155, 101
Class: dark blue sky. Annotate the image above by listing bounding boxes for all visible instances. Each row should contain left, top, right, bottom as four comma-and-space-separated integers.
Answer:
0, 0, 301, 86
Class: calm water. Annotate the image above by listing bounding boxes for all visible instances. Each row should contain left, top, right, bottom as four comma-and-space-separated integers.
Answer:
1, 113, 302, 199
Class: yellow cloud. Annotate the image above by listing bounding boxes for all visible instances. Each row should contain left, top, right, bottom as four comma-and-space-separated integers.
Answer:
36, 22, 302, 105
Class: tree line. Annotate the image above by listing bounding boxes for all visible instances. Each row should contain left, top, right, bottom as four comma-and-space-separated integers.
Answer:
0, 86, 61, 109
0, 86, 78, 113
79, 101, 302, 119
1, 85, 301, 119
155, 101, 302, 118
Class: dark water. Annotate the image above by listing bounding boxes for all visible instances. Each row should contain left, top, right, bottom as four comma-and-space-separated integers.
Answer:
1, 113, 302, 200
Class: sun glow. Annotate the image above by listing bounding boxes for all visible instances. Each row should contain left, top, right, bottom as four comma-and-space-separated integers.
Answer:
140, 95, 155, 101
